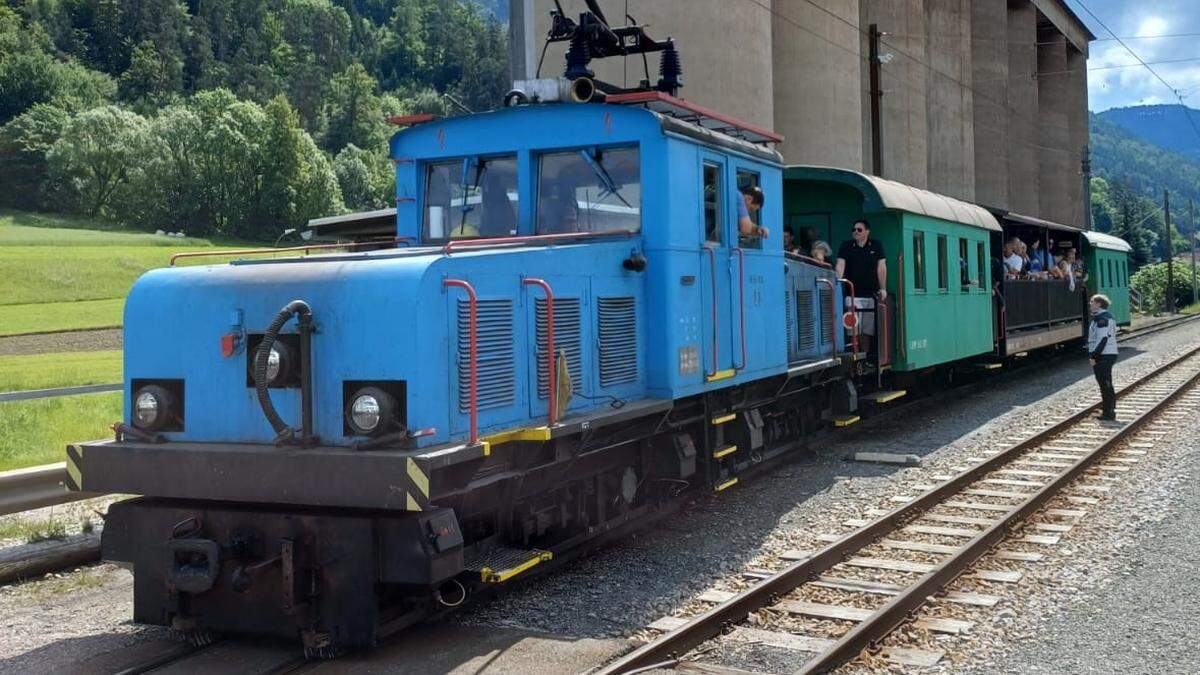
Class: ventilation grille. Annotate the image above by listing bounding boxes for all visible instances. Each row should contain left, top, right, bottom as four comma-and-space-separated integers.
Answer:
458, 298, 514, 412
819, 285, 833, 344
597, 296, 638, 387
536, 297, 582, 398
797, 289, 816, 351
784, 289, 797, 353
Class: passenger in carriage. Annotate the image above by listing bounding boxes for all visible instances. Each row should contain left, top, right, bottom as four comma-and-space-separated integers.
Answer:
836, 220, 886, 357
810, 240, 832, 264
1067, 248, 1087, 281
737, 185, 769, 239
1003, 238, 1025, 278
1027, 239, 1052, 278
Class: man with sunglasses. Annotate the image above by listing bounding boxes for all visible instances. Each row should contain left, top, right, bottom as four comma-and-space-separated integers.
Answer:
835, 219, 887, 357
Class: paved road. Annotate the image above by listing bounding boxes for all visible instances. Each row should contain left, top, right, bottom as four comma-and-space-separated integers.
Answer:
0, 383, 121, 402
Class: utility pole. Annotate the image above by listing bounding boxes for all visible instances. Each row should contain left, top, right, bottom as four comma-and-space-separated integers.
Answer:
1192, 198, 1197, 305
1081, 146, 1093, 230
1165, 189, 1175, 313
869, 23, 883, 177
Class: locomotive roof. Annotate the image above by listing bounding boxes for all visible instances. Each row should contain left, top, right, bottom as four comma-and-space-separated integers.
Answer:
784, 166, 1002, 232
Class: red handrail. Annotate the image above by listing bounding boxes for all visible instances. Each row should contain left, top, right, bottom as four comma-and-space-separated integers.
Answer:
443, 230, 635, 255
703, 246, 719, 378
443, 279, 479, 445
523, 277, 557, 426
169, 237, 410, 266
733, 247, 747, 370
838, 279, 860, 356
816, 278, 837, 357
878, 299, 891, 367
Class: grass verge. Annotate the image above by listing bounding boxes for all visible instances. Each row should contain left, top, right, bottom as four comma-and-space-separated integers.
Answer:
0, 392, 121, 472
0, 350, 123, 393
0, 299, 124, 337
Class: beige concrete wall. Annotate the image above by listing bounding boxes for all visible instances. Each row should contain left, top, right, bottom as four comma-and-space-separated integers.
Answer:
523, 0, 776, 132
1006, 0, 1040, 216
924, 0, 975, 202
1036, 29, 1074, 226
772, 0, 863, 167
864, 0, 929, 189
1066, 45, 1089, 228
971, 0, 1009, 210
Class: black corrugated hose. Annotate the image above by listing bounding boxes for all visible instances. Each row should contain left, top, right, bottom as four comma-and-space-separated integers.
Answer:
254, 300, 311, 443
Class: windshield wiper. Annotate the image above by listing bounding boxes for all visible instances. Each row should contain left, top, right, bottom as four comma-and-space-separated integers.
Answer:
458, 158, 481, 235
579, 150, 632, 208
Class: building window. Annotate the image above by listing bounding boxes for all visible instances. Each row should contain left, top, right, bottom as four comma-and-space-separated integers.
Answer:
937, 234, 948, 291
424, 155, 518, 241
536, 147, 641, 235
976, 241, 986, 291
912, 231, 926, 291
703, 162, 722, 244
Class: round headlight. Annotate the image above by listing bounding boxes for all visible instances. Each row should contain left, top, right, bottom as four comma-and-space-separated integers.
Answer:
346, 386, 397, 436
351, 395, 381, 432
264, 342, 294, 385
132, 385, 174, 431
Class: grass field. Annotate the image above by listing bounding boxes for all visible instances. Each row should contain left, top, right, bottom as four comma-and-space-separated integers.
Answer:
0, 209, 244, 331
0, 350, 122, 393
0, 392, 121, 471
0, 299, 124, 336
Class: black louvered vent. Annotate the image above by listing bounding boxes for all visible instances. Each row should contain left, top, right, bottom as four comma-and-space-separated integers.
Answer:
458, 299, 514, 412
818, 285, 833, 344
535, 297, 582, 398
797, 289, 816, 351
597, 296, 638, 387
784, 289, 797, 353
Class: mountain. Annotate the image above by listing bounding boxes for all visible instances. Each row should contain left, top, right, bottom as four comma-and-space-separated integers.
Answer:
1097, 104, 1200, 163
1090, 112, 1200, 213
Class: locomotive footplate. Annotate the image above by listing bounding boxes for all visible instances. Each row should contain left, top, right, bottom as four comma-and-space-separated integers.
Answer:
103, 498, 464, 649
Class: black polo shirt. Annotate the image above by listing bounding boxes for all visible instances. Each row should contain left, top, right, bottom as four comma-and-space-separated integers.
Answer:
837, 238, 885, 297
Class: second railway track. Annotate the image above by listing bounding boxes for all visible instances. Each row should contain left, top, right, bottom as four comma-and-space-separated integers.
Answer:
597, 342, 1200, 674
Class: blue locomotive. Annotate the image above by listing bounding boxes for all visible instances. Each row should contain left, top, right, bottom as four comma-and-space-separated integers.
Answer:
67, 3, 1127, 655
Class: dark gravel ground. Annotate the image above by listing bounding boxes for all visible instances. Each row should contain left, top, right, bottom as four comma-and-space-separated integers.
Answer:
0, 328, 122, 356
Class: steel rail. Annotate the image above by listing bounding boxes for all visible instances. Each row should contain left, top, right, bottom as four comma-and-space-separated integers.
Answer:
595, 342, 1200, 675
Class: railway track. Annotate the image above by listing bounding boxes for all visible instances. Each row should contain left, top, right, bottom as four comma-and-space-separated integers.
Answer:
597, 343, 1200, 674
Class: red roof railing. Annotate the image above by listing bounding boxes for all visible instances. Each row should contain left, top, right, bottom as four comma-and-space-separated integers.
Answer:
169, 237, 410, 266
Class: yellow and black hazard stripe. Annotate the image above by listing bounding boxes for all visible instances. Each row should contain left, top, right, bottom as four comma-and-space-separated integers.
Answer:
65, 444, 84, 492
404, 457, 431, 511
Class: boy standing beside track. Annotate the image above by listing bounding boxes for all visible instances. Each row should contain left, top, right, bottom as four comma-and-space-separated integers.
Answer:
1088, 294, 1119, 422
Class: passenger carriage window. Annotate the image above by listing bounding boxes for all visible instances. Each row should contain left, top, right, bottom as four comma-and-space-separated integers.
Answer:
737, 170, 762, 250
1108, 259, 1114, 287
912, 231, 926, 291
959, 238, 970, 292
424, 156, 518, 241
976, 241, 986, 291
535, 146, 641, 235
703, 162, 722, 244
937, 234, 948, 291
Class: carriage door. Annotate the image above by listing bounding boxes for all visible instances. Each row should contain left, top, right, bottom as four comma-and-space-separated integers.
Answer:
701, 157, 736, 381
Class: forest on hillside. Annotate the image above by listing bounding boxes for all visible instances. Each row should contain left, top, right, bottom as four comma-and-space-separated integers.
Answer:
0, 0, 509, 240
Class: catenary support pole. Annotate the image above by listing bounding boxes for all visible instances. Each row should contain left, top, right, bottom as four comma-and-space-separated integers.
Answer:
1191, 199, 1197, 305
1165, 189, 1175, 313
869, 23, 883, 177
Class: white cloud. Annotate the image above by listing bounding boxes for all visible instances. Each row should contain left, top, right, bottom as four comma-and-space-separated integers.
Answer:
1136, 16, 1169, 38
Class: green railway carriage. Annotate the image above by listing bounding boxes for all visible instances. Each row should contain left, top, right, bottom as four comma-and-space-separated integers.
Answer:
1081, 231, 1133, 325
783, 166, 1000, 372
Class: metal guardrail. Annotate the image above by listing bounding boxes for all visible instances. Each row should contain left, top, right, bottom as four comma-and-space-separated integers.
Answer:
0, 383, 121, 403
0, 463, 100, 516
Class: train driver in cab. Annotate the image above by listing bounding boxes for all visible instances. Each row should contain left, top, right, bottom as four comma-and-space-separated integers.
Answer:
737, 186, 769, 239
836, 219, 887, 357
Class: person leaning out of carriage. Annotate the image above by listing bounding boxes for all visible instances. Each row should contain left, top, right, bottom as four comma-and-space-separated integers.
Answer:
1088, 294, 1119, 422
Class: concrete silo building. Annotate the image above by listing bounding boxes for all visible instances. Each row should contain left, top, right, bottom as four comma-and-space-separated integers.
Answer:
510, 0, 1094, 229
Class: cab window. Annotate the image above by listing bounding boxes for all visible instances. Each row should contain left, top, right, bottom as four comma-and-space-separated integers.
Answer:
703, 162, 723, 244
424, 156, 518, 241
535, 147, 641, 234
737, 170, 762, 250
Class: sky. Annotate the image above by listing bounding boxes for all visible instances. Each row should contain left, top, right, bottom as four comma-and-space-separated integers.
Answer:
1067, 0, 1200, 111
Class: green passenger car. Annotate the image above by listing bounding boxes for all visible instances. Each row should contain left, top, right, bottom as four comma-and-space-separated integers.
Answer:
1081, 231, 1133, 325
784, 167, 1001, 372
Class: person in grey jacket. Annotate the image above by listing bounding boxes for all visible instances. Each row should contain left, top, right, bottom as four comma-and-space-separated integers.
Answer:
1088, 294, 1119, 421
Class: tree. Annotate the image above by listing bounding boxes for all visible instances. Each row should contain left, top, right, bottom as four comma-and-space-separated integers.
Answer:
120, 40, 178, 109
333, 143, 391, 210
47, 105, 149, 216
322, 62, 387, 153
1130, 262, 1193, 313
0, 103, 70, 209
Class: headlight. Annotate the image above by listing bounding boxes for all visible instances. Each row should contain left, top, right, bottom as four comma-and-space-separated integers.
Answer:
265, 343, 290, 384
345, 386, 397, 436
132, 385, 175, 431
